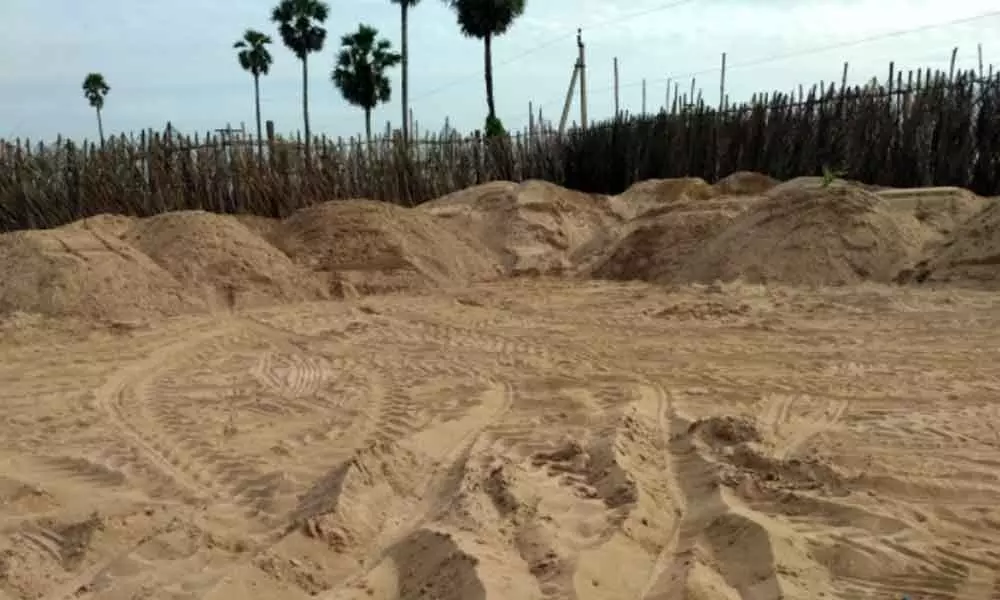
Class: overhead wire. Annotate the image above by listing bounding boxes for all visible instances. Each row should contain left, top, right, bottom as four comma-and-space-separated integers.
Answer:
409, 0, 700, 103
531, 7, 1000, 118
606, 8, 1000, 94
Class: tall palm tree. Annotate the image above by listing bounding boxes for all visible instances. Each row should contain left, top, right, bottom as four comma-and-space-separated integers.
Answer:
389, 0, 420, 144
271, 0, 329, 160
234, 29, 274, 159
332, 24, 402, 143
82, 73, 110, 146
443, 0, 525, 128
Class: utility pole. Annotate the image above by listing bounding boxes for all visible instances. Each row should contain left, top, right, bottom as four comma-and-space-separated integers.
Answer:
559, 29, 589, 134
529, 101, 535, 138
614, 57, 620, 117
719, 52, 727, 112
577, 29, 588, 129
642, 79, 647, 115
558, 58, 581, 134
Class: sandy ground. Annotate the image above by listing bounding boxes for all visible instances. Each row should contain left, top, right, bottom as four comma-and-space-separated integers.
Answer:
1, 279, 999, 600
2, 175, 1000, 599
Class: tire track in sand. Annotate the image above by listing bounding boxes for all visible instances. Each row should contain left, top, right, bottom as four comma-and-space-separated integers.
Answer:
91, 315, 386, 534
150, 319, 386, 531
638, 383, 787, 600
90, 321, 243, 505
314, 380, 514, 599
63, 317, 389, 599
759, 393, 850, 459
635, 382, 687, 600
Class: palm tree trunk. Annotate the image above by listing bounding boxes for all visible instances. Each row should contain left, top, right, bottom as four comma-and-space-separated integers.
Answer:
483, 32, 496, 121
301, 55, 311, 162
96, 106, 105, 147
365, 107, 372, 144
400, 1, 410, 145
253, 74, 264, 160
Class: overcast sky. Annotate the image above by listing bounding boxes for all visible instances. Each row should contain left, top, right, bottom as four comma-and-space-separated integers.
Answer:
1, 0, 998, 143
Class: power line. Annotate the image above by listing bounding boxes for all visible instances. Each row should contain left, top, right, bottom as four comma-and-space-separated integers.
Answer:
409, 0, 699, 103
606, 9, 1000, 94
587, 0, 697, 29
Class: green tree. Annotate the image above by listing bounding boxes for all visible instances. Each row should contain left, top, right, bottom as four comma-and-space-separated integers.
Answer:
81, 73, 110, 146
332, 24, 402, 143
389, 0, 420, 144
234, 29, 274, 158
271, 0, 329, 160
443, 0, 525, 129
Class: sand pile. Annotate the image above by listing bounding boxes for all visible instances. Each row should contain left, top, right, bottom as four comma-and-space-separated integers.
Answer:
590, 196, 760, 283
420, 180, 625, 276
275, 199, 501, 293
613, 176, 717, 219
876, 187, 988, 246
712, 170, 780, 196
121, 211, 330, 309
906, 199, 1000, 287
676, 184, 924, 285
58, 214, 137, 238
0, 227, 204, 321
771, 176, 888, 194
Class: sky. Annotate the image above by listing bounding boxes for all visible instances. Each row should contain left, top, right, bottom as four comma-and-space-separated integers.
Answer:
1, 0, 998, 144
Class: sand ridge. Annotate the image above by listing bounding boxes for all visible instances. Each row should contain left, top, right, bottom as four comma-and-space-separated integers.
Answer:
1, 173, 1000, 599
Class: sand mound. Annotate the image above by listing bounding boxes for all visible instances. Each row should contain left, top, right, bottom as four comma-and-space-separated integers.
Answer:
772, 176, 887, 194
275, 199, 501, 293
57, 214, 137, 238
712, 170, 780, 196
614, 177, 717, 218
677, 184, 923, 285
590, 197, 758, 283
0, 227, 204, 321
121, 211, 330, 309
906, 199, 1000, 287
876, 186, 988, 243
420, 180, 624, 276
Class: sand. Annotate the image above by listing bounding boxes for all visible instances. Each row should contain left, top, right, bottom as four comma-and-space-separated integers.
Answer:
276, 199, 502, 294
420, 180, 626, 276
878, 188, 999, 287
0, 227, 205, 322
589, 196, 762, 283
2, 280, 1000, 599
121, 211, 330, 310
712, 171, 779, 196
674, 183, 926, 286
2, 174, 1000, 599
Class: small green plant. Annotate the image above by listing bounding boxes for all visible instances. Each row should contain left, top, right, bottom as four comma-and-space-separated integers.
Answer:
484, 114, 506, 138
821, 164, 847, 187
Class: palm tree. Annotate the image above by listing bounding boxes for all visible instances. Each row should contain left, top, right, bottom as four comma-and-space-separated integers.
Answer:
234, 29, 274, 159
389, 0, 420, 144
443, 0, 525, 129
82, 73, 110, 146
271, 0, 329, 160
331, 24, 402, 143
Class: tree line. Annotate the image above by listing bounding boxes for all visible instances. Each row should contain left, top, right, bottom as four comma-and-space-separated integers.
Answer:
80, 0, 527, 156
